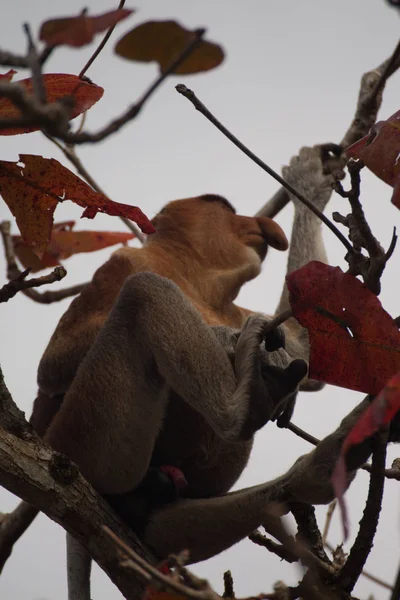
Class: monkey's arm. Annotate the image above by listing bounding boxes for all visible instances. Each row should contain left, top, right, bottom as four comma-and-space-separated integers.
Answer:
275, 146, 344, 390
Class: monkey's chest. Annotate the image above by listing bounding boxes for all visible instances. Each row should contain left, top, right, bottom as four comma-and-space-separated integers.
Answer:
151, 392, 253, 498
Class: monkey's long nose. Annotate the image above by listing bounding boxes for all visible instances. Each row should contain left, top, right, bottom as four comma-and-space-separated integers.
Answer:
257, 217, 288, 251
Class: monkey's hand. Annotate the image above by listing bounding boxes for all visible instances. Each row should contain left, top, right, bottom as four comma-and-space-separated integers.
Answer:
282, 145, 345, 213
236, 315, 308, 438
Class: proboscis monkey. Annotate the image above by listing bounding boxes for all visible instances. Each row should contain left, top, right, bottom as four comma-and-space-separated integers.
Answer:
30, 147, 378, 600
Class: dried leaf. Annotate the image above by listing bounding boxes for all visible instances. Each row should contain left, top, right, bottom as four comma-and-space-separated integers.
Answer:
13, 222, 134, 272
332, 371, 400, 538
0, 73, 104, 135
39, 8, 133, 48
287, 261, 400, 394
346, 110, 400, 208
0, 70, 16, 81
115, 20, 224, 74
0, 154, 154, 257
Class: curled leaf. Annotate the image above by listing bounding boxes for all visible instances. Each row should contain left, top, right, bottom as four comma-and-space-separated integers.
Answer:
13, 222, 134, 272
346, 110, 400, 209
0, 73, 104, 135
115, 20, 224, 74
39, 8, 133, 48
0, 154, 154, 257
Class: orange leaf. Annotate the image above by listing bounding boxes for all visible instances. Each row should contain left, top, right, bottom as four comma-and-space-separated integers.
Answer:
115, 21, 224, 75
0, 154, 154, 257
39, 8, 133, 48
13, 224, 134, 272
287, 261, 400, 395
346, 110, 400, 209
0, 73, 104, 135
332, 371, 400, 538
0, 70, 16, 81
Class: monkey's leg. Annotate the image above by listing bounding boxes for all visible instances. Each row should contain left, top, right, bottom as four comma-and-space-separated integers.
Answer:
144, 396, 376, 564
45, 272, 257, 494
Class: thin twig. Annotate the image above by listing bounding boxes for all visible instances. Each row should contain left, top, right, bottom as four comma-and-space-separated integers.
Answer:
23, 23, 46, 104
333, 160, 397, 294
390, 560, 400, 600
322, 501, 337, 544
79, 0, 126, 79
324, 540, 393, 591
0, 46, 54, 69
103, 526, 220, 600
0, 265, 67, 303
367, 38, 400, 109
336, 431, 388, 593
0, 221, 87, 303
258, 38, 400, 219
290, 503, 331, 566
176, 84, 352, 253
248, 531, 297, 564
223, 571, 235, 599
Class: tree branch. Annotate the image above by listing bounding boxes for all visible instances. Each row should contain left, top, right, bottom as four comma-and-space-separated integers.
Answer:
0, 422, 156, 598
0, 221, 87, 303
336, 431, 388, 593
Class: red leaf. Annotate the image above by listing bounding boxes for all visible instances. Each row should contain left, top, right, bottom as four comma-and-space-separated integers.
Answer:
0, 154, 154, 257
287, 261, 400, 394
13, 223, 134, 272
0, 70, 16, 81
39, 9, 133, 48
332, 371, 400, 538
0, 73, 103, 135
346, 111, 400, 209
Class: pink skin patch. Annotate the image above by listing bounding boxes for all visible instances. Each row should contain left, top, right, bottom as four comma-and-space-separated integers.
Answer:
159, 465, 188, 489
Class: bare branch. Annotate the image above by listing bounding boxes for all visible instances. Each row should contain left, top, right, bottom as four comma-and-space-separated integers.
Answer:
104, 526, 221, 600
336, 431, 389, 593
290, 503, 331, 566
0, 416, 156, 598
0, 221, 87, 303
258, 38, 400, 219
390, 559, 400, 600
79, 0, 126, 79
322, 501, 336, 545
223, 570, 235, 599
333, 160, 397, 294
176, 84, 352, 253
0, 265, 67, 303
248, 530, 297, 564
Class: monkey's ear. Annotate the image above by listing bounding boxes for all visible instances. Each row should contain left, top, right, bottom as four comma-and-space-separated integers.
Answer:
257, 217, 289, 251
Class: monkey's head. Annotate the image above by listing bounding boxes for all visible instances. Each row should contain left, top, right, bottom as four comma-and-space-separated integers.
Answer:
148, 195, 288, 273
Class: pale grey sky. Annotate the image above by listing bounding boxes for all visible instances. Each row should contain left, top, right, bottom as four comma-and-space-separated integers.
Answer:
0, 1, 400, 599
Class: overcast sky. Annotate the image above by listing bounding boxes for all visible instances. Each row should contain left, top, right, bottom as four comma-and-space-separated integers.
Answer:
1, 1, 400, 599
